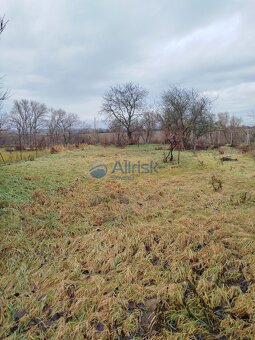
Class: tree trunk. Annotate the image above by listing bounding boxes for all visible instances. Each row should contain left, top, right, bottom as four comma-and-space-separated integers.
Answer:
177, 150, 181, 164
127, 130, 133, 144
230, 131, 233, 146
246, 129, 250, 144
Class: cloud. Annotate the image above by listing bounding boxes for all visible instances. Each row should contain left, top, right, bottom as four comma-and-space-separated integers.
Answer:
0, 0, 255, 122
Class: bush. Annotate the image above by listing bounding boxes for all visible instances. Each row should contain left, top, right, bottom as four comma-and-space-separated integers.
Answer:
237, 144, 255, 153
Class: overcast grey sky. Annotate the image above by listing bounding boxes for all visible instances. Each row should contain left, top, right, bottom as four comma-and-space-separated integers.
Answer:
1, 0, 255, 123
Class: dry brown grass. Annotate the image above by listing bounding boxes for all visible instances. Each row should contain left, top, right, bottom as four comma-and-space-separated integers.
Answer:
0, 145, 255, 339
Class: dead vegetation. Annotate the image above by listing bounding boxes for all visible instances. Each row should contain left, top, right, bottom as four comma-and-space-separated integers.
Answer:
0, 145, 255, 338
211, 175, 223, 192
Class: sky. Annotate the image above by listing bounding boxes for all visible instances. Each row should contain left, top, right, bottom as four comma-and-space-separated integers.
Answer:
0, 0, 255, 124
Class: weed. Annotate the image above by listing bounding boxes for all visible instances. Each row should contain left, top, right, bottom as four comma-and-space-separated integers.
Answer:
211, 175, 223, 192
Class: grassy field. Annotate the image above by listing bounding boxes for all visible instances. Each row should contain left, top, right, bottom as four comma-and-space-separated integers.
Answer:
0, 145, 255, 339
0, 148, 48, 165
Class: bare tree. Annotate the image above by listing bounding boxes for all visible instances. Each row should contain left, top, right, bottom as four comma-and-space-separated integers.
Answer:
191, 95, 216, 149
0, 16, 7, 35
163, 134, 177, 162
0, 110, 8, 146
0, 110, 7, 162
229, 115, 242, 146
100, 82, 148, 144
159, 86, 190, 145
0, 16, 8, 102
216, 113, 242, 146
62, 112, 79, 144
0, 111, 7, 130
10, 100, 29, 150
47, 109, 79, 145
10, 99, 47, 149
159, 86, 215, 149
29, 101, 47, 148
140, 111, 158, 143
217, 112, 229, 145
109, 118, 126, 146
47, 109, 61, 145
74, 120, 91, 144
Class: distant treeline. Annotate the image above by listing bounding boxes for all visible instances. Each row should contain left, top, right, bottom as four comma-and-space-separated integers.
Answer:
0, 84, 255, 150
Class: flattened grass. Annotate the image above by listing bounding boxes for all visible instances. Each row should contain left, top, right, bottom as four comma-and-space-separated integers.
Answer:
0, 145, 255, 339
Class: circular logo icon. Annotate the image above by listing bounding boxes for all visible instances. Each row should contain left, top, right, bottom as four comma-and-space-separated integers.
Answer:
89, 161, 108, 179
